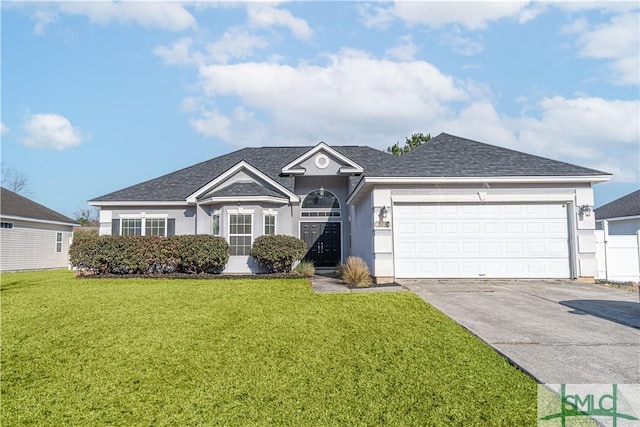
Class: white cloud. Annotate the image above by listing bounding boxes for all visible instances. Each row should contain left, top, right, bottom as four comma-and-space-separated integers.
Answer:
206, 28, 269, 64
193, 49, 468, 145
247, 3, 313, 40
439, 27, 484, 56
362, 1, 535, 30
32, 9, 57, 35
0, 123, 9, 135
190, 109, 232, 141
154, 38, 200, 66
433, 96, 639, 183
32, 2, 196, 33
21, 113, 86, 150
386, 34, 419, 61
574, 12, 640, 85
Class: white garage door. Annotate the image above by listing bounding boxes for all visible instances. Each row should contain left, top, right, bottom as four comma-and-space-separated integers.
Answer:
393, 203, 570, 279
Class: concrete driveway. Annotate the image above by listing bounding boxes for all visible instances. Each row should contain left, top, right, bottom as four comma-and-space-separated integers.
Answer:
398, 279, 640, 384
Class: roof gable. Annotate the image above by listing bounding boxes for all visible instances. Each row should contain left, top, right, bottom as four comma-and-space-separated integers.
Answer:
595, 189, 640, 220
0, 187, 77, 225
186, 161, 298, 203
281, 142, 364, 175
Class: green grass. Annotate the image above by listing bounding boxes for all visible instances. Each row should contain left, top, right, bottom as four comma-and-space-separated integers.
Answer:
1, 270, 538, 426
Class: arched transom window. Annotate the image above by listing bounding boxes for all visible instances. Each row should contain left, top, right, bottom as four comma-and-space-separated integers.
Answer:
301, 189, 341, 217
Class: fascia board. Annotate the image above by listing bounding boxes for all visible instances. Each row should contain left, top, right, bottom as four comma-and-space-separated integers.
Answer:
347, 175, 611, 205
596, 215, 640, 222
0, 214, 79, 227
89, 201, 187, 207
197, 196, 290, 205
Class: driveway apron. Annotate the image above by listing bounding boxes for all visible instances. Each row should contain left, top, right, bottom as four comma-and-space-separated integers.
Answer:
399, 279, 640, 384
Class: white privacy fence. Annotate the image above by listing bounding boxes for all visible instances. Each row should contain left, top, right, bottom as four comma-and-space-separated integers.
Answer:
595, 223, 640, 283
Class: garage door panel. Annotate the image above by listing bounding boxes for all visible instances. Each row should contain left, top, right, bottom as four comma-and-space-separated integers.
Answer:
393, 202, 570, 279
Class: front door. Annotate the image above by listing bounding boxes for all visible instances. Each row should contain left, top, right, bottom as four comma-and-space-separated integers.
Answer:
300, 222, 341, 268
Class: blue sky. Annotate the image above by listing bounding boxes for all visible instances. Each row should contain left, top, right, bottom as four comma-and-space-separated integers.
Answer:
2, 1, 638, 218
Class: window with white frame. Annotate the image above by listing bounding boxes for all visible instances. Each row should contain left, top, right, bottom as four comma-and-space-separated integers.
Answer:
145, 218, 166, 236
120, 215, 168, 236
264, 214, 276, 235
56, 232, 63, 253
212, 213, 220, 236
229, 214, 252, 255
121, 218, 142, 236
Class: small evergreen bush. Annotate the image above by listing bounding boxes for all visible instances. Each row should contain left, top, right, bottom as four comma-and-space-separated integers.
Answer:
252, 235, 307, 273
337, 256, 372, 287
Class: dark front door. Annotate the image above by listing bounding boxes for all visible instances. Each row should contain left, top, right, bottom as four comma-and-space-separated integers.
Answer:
300, 222, 341, 268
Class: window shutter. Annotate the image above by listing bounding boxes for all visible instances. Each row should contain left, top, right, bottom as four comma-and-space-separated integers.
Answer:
111, 219, 120, 235
167, 218, 176, 236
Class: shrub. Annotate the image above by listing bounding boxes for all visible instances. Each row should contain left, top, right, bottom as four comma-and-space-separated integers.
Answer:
294, 260, 315, 277
337, 256, 372, 287
69, 230, 100, 271
69, 234, 229, 275
168, 235, 230, 274
252, 235, 307, 273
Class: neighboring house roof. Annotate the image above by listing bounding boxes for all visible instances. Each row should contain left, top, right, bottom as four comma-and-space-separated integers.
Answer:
0, 187, 78, 225
90, 133, 610, 203
594, 189, 640, 220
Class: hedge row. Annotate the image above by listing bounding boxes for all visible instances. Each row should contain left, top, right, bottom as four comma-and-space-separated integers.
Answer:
70, 232, 230, 275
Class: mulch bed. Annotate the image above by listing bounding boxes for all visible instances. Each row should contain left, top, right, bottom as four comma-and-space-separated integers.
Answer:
75, 271, 308, 280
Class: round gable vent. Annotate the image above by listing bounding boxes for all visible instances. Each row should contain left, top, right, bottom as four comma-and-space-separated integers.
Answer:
315, 154, 329, 169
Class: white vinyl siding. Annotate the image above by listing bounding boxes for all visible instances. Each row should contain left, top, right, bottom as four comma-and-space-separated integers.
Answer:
0, 220, 73, 271
393, 203, 570, 279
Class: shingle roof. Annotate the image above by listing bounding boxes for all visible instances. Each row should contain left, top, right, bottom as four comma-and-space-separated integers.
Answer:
594, 189, 640, 220
90, 133, 609, 203
201, 181, 287, 199
90, 145, 394, 202
399, 133, 609, 177
1, 187, 77, 225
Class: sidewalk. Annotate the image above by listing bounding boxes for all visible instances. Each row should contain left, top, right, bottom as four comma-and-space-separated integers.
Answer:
311, 271, 404, 293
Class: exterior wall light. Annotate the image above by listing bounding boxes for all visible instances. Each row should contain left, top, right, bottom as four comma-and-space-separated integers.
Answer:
579, 204, 593, 217
376, 206, 390, 228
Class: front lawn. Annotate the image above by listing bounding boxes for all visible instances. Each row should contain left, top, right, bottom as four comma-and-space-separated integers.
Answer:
1, 270, 537, 425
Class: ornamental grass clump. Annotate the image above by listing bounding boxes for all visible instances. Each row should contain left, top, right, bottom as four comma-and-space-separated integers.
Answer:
294, 260, 315, 277
337, 256, 372, 287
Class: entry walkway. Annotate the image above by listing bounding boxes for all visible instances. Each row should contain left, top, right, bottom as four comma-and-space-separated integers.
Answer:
311, 271, 404, 294
398, 279, 640, 384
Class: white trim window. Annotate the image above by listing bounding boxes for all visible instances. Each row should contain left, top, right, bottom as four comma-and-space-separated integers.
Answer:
56, 232, 63, 253
121, 218, 142, 236
145, 218, 166, 236
212, 211, 221, 236
229, 213, 252, 255
264, 211, 276, 235
120, 214, 168, 236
